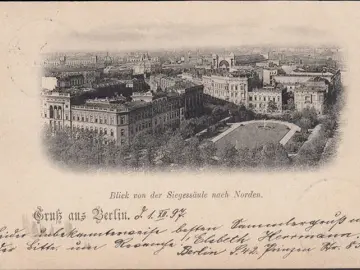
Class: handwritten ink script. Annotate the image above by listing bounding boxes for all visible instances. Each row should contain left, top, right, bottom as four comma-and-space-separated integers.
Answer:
1, 190, 360, 260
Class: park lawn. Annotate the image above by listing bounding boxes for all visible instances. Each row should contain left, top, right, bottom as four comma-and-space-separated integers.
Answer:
215, 122, 290, 152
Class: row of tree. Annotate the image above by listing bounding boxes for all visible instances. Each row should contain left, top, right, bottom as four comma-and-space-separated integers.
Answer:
43, 124, 293, 171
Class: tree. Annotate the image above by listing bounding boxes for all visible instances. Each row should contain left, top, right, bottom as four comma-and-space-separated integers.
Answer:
200, 140, 218, 166
179, 120, 196, 139
267, 100, 278, 113
129, 144, 141, 169
302, 107, 318, 127
183, 137, 203, 168
295, 129, 327, 167
286, 98, 295, 111
299, 117, 312, 132
114, 144, 131, 168
163, 133, 186, 165
238, 147, 254, 168
219, 142, 239, 167
256, 143, 291, 168
143, 134, 158, 168
212, 106, 227, 122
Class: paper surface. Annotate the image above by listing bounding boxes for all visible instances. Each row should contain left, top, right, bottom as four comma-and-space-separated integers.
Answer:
0, 2, 359, 269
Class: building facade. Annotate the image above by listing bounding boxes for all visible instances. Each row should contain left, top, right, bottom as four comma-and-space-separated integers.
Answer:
202, 75, 248, 106
212, 53, 235, 70
149, 75, 181, 91
248, 88, 282, 114
41, 90, 186, 146
167, 84, 204, 119
44, 68, 101, 87
273, 71, 334, 86
58, 75, 85, 88
263, 68, 278, 85
293, 80, 328, 115
294, 88, 325, 115
43, 55, 99, 67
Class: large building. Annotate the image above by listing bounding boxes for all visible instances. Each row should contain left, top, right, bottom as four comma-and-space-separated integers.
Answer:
126, 53, 159, 64
167, 81, 204, 119
211, 53, 267, 70
41, 79, 204, 145
41, 74, 85, 90
202, 75, 248, 106
273, 71, 334, 86
211, 53, 236, 70
262, 68, 278, 85
248, 87, 283, 114
43, 67, 101, 87
293, 79, 328, 115
41, 90, 186, 146
43, 55, 99, 67
149, 75, 181, 91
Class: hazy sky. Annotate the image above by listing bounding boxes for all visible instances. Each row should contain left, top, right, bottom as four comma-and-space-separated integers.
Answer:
11, 2, 344, 53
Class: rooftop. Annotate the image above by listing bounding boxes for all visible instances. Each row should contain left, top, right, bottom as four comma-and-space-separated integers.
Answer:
234, 54, 266, 65
294, 86, 327, 93
289, 71, 334, 77
73, 98, 150, 112
251, 87, 282, 93
44, 66, 101, 73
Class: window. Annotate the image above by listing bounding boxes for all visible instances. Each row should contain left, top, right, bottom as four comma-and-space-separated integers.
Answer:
121, 139, 125, 145
104, 128, 107, 135
90, 116, 93, 122
104, 118, 107, 124
81, 116, 84, 121
95, 118, 98, 123
100, 118, 103, 124
121, 129, 125, 136
110, 130, 114, 136
65, 115, 68, 120
120, 116, 125, 125
249, 97, 252, 101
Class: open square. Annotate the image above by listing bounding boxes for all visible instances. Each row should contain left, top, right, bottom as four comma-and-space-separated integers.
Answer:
214, 122, 290, 151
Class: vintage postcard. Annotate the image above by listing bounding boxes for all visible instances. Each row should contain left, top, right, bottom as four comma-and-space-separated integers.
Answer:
0, 1, 359, 268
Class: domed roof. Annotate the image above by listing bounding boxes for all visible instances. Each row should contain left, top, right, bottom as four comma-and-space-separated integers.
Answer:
104, 53, 112, 65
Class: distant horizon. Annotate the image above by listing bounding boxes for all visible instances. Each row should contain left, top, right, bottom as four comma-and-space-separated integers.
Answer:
41, 43, 341, 56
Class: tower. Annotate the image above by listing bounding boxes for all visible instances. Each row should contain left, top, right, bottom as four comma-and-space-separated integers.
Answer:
212, 54, 219, 68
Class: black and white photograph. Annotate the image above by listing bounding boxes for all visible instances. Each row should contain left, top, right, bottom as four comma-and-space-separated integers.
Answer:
39, 11, 346, 172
